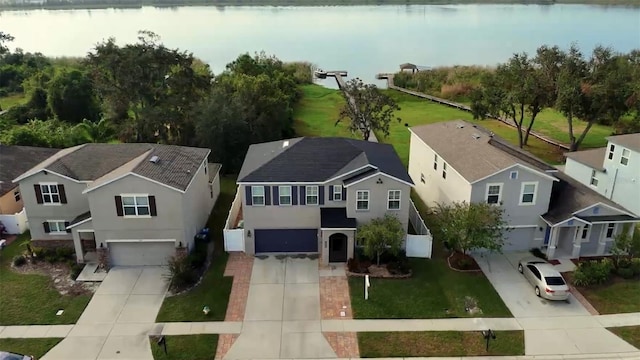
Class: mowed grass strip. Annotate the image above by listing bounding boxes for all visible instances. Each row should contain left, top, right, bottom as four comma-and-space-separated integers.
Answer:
608, 326, 640, 349
0, 233, 92, 325
358, 331, 524, 357
0, 338, 63, 358
155, 176, 236, 322
293, 84, 358, 139
348, 258, 511, 319
577, 278, 640, 314
150, 334, 218, 360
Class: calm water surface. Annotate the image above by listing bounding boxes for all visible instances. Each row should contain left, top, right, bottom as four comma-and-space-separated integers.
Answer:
1, 5, 639, 87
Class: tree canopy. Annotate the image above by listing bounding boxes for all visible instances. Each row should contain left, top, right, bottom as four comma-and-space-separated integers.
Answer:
356, 214, 405, 266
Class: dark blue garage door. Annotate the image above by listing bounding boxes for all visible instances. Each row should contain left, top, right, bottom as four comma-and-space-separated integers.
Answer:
254, 229, 318, 253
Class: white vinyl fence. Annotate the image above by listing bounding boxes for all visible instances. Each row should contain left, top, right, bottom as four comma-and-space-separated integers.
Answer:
0, 208, 29, 234
223, 186, 245, 252
406, 200, 433, 258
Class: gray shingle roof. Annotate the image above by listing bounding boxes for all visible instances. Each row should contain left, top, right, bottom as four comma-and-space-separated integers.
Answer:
564, 147, 606, 171
0, 145, 60, 195
238, 137, 413, 184
17, 143, 210, 192
607, 133, 640, 153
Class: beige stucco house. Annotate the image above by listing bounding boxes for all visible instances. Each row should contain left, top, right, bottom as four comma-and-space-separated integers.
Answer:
232, 137, 414, 264
13, 143, 221, 266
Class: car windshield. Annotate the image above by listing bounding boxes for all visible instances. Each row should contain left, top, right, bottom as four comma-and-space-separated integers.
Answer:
545, 276, 566, 286
0, 352, 26, 360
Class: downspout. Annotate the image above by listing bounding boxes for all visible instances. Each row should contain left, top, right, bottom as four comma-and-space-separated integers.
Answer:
609, 168, 619, 200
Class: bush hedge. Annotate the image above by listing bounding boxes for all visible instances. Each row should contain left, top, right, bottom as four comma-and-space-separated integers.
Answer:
572, 258, 613, 287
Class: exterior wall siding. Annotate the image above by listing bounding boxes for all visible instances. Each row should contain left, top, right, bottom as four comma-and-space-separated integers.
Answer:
564, 158, 608, 195
18, 172, 90, 240
408, 131, 472, 207
0, 187, 23, 215
181, 161, 216, 251
87, 175, 184, 248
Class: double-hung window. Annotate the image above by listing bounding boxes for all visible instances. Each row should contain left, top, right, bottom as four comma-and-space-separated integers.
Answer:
46, 220, 67, 234
306, 186, 319, 205
387, 190, 401, 210
279, 186, 292, 205
621, 149, 630, 166
590, 170, 598, 187
486, 184, 502, 204
608, 144, 615, 160
251, 186, 265, 206
519, 182, 538, 205
333, 185, 342, 201
580, 224, 590, 241
442, 163, 447, 179
14, 190, 21, 202
356, 190, 369, 211
433, 154, 438, 171
41, 184, 60, 204
605, 223, 616, 239
122, 195, 150, 216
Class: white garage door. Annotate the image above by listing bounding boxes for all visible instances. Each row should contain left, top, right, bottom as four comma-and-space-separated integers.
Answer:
503, 227, 536, 252
109, 241, 176, 266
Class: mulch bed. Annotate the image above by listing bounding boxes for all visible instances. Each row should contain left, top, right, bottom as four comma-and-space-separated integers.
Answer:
447, 252, 481, 272
547, 259, 561, 265
12, 261, 97, 296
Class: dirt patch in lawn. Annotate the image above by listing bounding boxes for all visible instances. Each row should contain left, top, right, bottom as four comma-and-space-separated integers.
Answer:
12, 262, 97, 296
448, 252, 481, 272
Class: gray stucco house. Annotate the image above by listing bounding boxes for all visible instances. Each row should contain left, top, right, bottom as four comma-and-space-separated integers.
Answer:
233, 137, 414, 264
13, 143, 221, 267
408, 120, 639, 258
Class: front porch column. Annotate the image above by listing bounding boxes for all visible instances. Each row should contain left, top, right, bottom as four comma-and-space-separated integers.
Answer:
572, 226, 583, 258
72, 230, 84, 263
628, 223, 636, 238
596, 224, 607, 255
546, 226, 559, 259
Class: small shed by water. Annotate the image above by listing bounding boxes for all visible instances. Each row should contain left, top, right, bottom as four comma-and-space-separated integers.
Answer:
399, 63, 419, 73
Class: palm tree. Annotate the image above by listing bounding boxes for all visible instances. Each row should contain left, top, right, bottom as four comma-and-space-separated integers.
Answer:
73, 118, 116, 143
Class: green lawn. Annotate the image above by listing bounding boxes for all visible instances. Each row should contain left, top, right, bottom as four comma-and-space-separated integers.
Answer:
349, 256, 512, 318
578, 278, 640, 314
358, 331, 524, 357
0, 93, 27, 110
0, 338, 63, 358
155, 176, 236, 322
608, 326, 640, 349
293, 84, 356, 139
0, 233, 92, 325
150, 334, 218, 360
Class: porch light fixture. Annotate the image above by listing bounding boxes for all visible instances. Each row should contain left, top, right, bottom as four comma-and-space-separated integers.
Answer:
247, 230, 252, 238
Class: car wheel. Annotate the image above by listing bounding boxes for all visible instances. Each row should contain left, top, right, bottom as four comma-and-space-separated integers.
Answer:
518, 264, 523, 273
535, 286, 541, 297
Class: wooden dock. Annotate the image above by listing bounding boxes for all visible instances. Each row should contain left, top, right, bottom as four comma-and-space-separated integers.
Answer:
378, 73, 570, 150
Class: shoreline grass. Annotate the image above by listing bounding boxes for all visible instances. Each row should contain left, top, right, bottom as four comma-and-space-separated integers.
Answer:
1, 0, 638, 11
0, 338, 63, 358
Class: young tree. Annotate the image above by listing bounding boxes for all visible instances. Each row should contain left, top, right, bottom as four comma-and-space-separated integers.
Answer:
356, 214, 404, 266
611, 226, 640, 265
73, 118, 116, 143
336, 78, 400, 141
432, 201, 507, 255
47, 69, 101, 123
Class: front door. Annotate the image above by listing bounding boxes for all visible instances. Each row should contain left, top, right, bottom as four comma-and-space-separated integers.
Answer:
328, 233, 348, 263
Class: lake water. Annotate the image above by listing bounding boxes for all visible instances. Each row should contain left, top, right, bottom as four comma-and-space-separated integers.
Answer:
1, 4, 639, 87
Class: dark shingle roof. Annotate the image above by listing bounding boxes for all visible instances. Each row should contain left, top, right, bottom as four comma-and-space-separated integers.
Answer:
0, 145, 59, 195
68, 211, 92, 227
321, 207, 357, 228
16, 143, 210, 192
542, 171, 636, 225
238, 137, 413, 184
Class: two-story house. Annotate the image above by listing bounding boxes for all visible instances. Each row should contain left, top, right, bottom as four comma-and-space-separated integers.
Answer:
409, 120, 639, 258
235, 137, 414, 264
13, 143, 221, 267
0, 145, 59, 233
564, 133, 640, 216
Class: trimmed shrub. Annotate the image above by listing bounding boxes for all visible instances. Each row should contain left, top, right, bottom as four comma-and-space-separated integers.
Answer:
630, 258, 640, 275
55, 247, 75, 261
12, 255, 26, 267
167, 255, 198, 291
70, 264, 84, 280
530, 248, 548, 260
572, 259, 613, 287
617, 267, 636, 279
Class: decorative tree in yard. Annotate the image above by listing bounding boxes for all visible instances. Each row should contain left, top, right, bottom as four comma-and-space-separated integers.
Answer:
357, 214, 404, 266
431, 201, 507, 256
335, 78, 401, 141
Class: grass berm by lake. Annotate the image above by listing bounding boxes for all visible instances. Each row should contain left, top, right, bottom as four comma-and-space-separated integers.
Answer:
1, 0, 639, 10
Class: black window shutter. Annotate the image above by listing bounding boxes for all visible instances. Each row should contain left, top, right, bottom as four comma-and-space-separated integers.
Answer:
342, 187, 347, 201
149, 196, 157, 216
58, 184, 67, 204
43, 221, 50, 233
300, 186, 306, 205
65, 221, 71, 233
264, 186, 271, 206
245, 186, 253, 206
273, 186, 279, 205
34, 184, 43, 204
292, 186, 298, 205
115, 196, 123, 216
329, 185, 334, 201
319, 186, 325, 205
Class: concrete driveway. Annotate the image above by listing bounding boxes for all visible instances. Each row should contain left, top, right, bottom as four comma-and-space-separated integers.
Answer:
224, 256, 336, 359
474, 252, 590, 318
42, 267, 168, 360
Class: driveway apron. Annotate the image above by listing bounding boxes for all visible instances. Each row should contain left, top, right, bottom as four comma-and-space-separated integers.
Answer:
224, 256, 336, 359
42, 266, 168, 360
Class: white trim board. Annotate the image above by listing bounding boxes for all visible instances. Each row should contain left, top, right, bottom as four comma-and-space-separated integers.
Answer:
105, 239, 176, 243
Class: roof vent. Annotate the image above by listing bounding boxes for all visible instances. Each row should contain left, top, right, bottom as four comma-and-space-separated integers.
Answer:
472, 134, 481, 140
282, 140, 290, 148
149, 155, 160, 164
456, 124, 465, 129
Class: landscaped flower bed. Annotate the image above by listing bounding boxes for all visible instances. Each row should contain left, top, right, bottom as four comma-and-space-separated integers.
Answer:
346, 248, 412, 278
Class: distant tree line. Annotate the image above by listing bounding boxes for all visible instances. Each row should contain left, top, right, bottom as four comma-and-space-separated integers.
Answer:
0, 30, 314, 173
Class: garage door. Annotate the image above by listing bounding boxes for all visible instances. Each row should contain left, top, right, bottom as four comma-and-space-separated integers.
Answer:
502, 227, 536, 252
254, 229, 318, 253
109, 241, 176, 266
